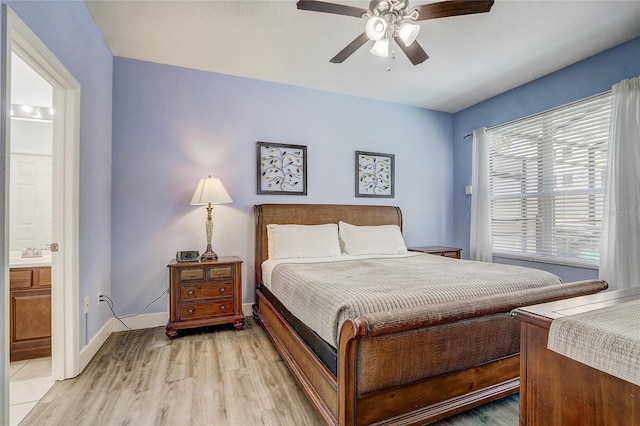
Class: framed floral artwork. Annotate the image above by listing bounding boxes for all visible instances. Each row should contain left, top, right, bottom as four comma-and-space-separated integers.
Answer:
356, 151, 394, 198
257, 142, 307, 195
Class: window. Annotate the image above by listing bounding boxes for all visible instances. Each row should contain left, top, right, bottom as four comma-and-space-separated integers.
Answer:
488, 93, 611, 268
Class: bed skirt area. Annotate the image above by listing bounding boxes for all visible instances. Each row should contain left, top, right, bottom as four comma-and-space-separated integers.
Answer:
260, 284, 338, 375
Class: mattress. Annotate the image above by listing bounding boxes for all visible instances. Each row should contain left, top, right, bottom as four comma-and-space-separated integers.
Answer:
262, 253, 562, 347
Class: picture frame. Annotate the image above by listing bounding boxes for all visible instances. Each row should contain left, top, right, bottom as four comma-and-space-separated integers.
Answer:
356, 151, 395, 198
257, 141, 307, 195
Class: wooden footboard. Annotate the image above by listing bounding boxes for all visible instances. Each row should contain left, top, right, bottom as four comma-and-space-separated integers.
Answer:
255, 279, 608, 425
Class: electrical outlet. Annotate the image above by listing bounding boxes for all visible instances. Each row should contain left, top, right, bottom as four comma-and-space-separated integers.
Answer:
97, 292, 102, 307
465, 185, 473, 195
84, 296, 90, 314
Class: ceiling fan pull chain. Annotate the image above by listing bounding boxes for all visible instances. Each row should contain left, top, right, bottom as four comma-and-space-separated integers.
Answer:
387, 32, 396, 72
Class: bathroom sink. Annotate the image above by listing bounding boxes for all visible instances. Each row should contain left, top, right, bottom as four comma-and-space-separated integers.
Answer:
9, 251, 52, 268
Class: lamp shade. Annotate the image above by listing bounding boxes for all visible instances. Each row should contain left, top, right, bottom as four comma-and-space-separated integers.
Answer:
365, 16, 387, 41
370, 38, 389, 57
190, 176, 233, 205
398, 23, 420, 46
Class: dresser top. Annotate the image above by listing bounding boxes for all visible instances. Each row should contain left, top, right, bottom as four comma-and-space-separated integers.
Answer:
512, 286, 640, 326
167, 256, 242, 268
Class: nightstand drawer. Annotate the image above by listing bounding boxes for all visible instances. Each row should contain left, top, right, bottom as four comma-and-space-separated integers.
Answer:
180, 283, 233, 301
208, 267, 232, 280
179, 300, 232, 320
180, 268, 205, 281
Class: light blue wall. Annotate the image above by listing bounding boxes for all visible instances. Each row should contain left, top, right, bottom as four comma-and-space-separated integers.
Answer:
6, 2, 636, 338
452, 36, 640, 282
111, 57, 453, 314
5, 1, 113, 346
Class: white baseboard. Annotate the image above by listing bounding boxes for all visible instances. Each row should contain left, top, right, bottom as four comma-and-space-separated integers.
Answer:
79, 319, 112, 372
79, 311, 169, 373
109, 311, 168, 332
242, 303, 254, 317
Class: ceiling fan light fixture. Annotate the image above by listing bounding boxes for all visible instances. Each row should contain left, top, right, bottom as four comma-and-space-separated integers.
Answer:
398, 22, 419, 46
370, 38, 389, 57
365, 16, 387, 41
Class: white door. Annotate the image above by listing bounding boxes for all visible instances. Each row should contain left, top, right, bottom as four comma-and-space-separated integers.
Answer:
10, 153, 53, 251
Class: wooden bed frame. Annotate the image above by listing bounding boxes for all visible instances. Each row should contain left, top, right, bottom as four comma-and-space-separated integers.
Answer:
252, 204, 608, 425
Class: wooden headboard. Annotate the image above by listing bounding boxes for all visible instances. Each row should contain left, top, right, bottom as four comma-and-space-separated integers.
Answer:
254, 204, 403, 288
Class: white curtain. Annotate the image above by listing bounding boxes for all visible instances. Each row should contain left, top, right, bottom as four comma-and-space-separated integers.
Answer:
470, 127, 493, 262
599, 77, 640, 290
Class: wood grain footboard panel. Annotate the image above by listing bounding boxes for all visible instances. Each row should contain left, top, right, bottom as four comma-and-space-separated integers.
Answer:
356, 357, 519, 425
339, 319, 519, 426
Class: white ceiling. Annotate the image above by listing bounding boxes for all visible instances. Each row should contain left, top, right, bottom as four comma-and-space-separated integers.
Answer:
84, 1, 639, 113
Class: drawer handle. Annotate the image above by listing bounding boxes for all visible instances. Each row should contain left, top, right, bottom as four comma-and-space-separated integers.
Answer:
213, 270, 225, 276
219, 287, 226, 293
188, 272, 197, 278
187, 290, 195, 296
188, 308, 195, 315
220, 305, 227, 311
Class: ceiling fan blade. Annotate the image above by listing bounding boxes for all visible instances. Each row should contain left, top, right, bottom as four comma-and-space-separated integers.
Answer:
411, 0, 494, 21
297, 1, 368, 18
330, 32, 369, 63
394, 36, 429, 65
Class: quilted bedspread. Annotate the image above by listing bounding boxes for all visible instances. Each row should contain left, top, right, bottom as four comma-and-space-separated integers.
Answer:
264, 254, 562, 347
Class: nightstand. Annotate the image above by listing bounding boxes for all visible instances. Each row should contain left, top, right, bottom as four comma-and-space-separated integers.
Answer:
408, 246, 461, 259
166, 256, 244, 339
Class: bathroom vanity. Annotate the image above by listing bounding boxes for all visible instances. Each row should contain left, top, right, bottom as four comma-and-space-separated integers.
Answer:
9, 260, 52, 361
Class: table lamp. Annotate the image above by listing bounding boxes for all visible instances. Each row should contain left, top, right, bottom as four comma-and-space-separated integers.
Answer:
190, 175, 232, 260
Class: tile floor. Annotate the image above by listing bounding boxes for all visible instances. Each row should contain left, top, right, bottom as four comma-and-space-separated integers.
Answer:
9, 357, 54, 426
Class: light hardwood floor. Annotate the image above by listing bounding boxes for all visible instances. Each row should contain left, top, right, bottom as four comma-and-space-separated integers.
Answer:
22, 318, 519, 425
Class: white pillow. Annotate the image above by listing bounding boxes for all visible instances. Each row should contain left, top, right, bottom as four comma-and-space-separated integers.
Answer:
267, 223, 341, 259
338, 221, 407, 255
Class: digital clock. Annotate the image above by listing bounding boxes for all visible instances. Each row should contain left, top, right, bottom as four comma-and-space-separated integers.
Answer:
176, 250, 200, 262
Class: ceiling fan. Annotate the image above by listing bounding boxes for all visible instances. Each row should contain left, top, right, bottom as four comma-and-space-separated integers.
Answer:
297, 0, 494, 65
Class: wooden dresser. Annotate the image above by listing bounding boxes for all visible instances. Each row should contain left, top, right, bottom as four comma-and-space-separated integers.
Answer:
512, 287, 640, 426
10, 266, 52, 361
408, 246, 461, 259
166, 256, 245, 338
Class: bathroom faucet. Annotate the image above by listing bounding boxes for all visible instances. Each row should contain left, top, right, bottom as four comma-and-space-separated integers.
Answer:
21, 247, 43, 258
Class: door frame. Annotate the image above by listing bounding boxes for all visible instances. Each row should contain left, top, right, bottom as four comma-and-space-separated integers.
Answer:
3, 6, 80, 383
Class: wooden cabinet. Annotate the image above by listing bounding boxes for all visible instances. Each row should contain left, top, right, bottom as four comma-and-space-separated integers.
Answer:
9, 267, 52, 361
409, 246, 461, 259
512, 288, 640, 426
166, 256, 244, 338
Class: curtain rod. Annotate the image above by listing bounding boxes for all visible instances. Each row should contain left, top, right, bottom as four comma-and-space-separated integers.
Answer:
462, 89, 611, 141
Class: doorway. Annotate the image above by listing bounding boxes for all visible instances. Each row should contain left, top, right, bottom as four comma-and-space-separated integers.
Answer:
8, 51, 55, 424
2, 6, 81, 423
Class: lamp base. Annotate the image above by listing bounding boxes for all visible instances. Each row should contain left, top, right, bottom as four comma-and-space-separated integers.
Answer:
200, 250, 218, 261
